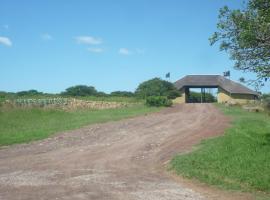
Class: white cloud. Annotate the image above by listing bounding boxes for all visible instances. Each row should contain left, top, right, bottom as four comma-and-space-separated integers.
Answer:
41, 33, 53, 40
75, 36, 102, 45
87, 48, 104, 53
119, 48, 131, 55
0, 36, 12, 47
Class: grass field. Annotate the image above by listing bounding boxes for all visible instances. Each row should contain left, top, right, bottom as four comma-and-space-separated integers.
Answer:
170, 104, 270, 195
0, 105, 160, 146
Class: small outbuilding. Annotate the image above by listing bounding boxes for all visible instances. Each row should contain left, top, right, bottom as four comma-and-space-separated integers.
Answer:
174, 75, 259, 104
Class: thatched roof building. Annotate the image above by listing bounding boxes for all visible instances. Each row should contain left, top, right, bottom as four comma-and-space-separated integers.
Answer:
174, 75, 259, 103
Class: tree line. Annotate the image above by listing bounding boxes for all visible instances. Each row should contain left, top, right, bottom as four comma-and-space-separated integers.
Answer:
0, 78, 181, 99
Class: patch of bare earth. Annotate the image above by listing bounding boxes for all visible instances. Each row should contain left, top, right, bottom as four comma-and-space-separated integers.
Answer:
0, 104, 253, 200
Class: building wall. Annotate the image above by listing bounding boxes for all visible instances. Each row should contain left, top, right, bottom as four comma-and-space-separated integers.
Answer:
217, 88, 256, 104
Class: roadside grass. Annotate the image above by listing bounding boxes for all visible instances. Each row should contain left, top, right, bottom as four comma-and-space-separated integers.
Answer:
0, 105, 160, 146
170, 104, 270, 195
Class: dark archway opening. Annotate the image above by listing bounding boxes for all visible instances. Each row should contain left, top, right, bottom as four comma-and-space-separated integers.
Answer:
185, 87, 218, 103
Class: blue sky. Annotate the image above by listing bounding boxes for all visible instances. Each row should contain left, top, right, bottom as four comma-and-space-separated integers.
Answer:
0, 0, 269, 93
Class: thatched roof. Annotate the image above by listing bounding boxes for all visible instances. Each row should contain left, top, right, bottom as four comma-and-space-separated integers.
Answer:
174, 75, 259, 95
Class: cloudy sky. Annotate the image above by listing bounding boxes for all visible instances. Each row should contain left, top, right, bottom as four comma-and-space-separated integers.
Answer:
0, 0, 269, 93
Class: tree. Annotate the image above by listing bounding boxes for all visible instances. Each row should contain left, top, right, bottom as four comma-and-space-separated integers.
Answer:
110, 91, 134, 97
135, 78, 181, 99
62, 85, 97, 96
210, 0, 270, 84
95, 91, 108, 97
17, 90, 42, 96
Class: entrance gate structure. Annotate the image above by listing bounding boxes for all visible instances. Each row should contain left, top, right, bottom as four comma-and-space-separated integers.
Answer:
174, 75, 259, 104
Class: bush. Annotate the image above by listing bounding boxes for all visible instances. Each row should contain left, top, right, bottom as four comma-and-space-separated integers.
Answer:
145, 96, 172, 107
135, 78, 181, 99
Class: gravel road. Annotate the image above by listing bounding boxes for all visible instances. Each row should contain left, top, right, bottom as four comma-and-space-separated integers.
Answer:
0, 104, 251, 200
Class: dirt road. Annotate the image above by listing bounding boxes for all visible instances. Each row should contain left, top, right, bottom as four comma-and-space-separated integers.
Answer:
0, 104, 251, 200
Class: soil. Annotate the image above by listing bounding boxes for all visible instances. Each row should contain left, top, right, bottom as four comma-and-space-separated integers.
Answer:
0, 104, 253, 200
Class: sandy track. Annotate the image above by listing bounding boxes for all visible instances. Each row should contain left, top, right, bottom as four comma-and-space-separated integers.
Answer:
0, 104, 251, 200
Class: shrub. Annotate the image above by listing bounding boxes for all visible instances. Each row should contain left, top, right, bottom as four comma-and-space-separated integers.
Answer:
145, 96, 172, 107
135, 78, 181, 99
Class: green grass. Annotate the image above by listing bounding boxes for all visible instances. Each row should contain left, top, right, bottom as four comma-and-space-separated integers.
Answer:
0, 105, 160, 146
170, 104, 270, 195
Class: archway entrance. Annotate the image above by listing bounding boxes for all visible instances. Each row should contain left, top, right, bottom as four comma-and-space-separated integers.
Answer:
185, 87, 218, 103
174, 75, 259, 104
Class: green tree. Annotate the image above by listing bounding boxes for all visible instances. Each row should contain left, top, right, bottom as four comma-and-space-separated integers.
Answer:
62, 85, 97, 96
110, 91, 134, 97
210, 0, 270, 84
17, 90, 42, 96
135, 78, 180, 99
95, 91, 108, 97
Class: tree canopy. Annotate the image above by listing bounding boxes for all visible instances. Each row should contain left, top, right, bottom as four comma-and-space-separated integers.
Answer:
210, 0, 270, 84
110, 91, 134, 97
17, 90, 43, 96
62, 85, 98, 96
135, 78, 180, 99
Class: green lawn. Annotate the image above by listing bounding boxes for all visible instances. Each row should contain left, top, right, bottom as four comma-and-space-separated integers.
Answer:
0, 105, 160, 146
170, 104, 270, 195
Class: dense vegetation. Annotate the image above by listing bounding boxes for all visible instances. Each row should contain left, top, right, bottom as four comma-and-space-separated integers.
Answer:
110, 91, 135, 97
135, 78, 181, 99
145, 96, 172, 107
61, 85, 100, 96
210, 0, 270, 85
170, 104, 270, 194
17, 89, 43, 96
